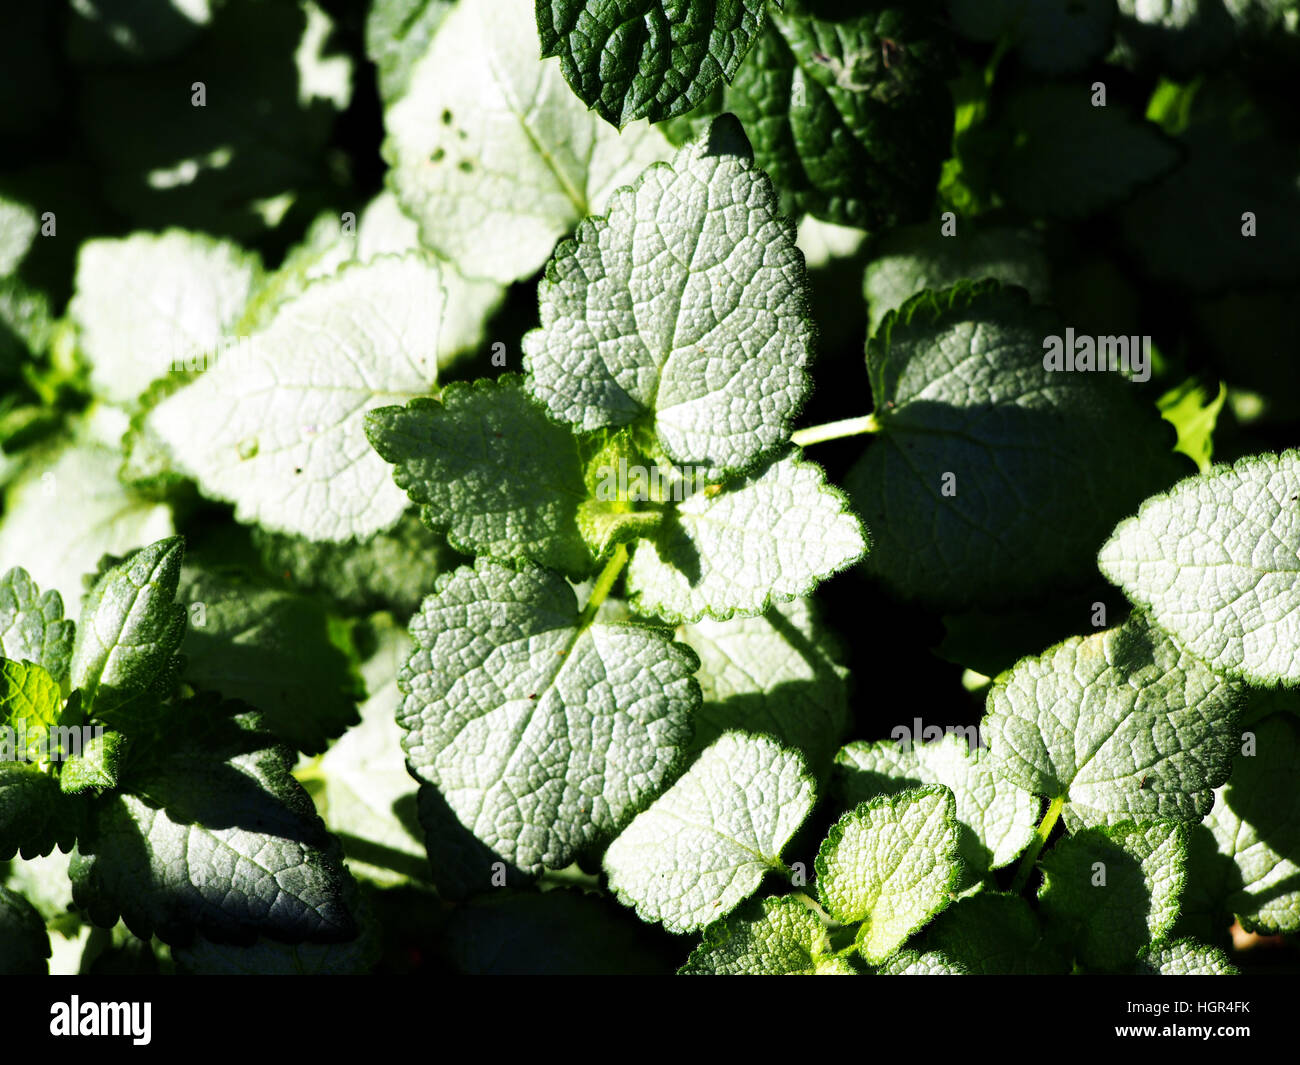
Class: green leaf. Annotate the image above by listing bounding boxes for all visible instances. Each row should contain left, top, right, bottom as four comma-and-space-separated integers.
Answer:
0, 436, 175, 609
0, 885, 49, 975
1135, 937, 1238, 976
252, 511, 454, 620
985, 614, 1241, 824
524, 115, 813, 481
847, 281, 1183, 609
815, 785, 961, 965
604, 732, 815, 932
313, 617, 426, 887
0, 659, 62, 768
144, 255, 447, 542
674, 8, 954, 230
70, 230, 261, 407
383, 0, 672, 284
444, 889, 677, 974
537, 0, 768, 127
918, 892, 1069, 974
70, 707, 356, 945
59, 729, 127, 795
1039, 820, 1188, 972
835, 732, 1039, 883
1099, 450, 1300, 686
678, 597, 849, 774
176, 567, 360, 753
237, 195, 504, 370
0, 764, 83, 860
996, 85, 1179, 219
863, 223, 1049, 337
416, 782, 536, 901
680, 895, 856, 975
0, 568, 73, 682
172, 878, 379, 974
366, 0, 453, 102
366, 377, 596, 580
399, 558, 698, 873
1157, 378, 1226, 474
71, 536, 186, 723
1180, 714, 1300, 937
876, 949, 966, 975
949, 0, 1115, 73
627, 451, 867, 623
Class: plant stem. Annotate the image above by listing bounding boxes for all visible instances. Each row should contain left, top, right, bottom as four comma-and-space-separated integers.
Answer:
790, 413, 880, 448
577, 543, 628, 630
1009, 795, 1064, 895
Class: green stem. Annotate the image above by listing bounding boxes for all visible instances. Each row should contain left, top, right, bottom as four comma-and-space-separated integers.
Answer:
1010, 795, 1064, 896
576, 543, 628, 630
790, 413, 880, 448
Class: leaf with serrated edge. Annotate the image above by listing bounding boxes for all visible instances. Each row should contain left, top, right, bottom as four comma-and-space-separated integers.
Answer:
862, 223, 1049, 336
680, 895, 854, 975
815, 785, 961, 965
0, 764, 82, 860
1181, 714, 1300, 937
0, 659, 61, 766
524, 114, 813, 481
71, 537, 186, 721
383, 0, 672, 284
675, 8, 954, 231
605, 732, 814, 932
984, 613, 1241, 823
399, 558, 697, 873
1039, 820, 1188, 972
835, 732, 1039, 881
145, 255, 446, 542
628, 451, 867, 623
846, 281, 1182, 609
1135, 937, 1238, 976
537, 0, 768, 127
69, 709, 355, 946
679, 597, 849, 773
0, 568, 74, 682
70, 230, 261, 406
366, 376, 595, 579
1099, 449, 1300, 686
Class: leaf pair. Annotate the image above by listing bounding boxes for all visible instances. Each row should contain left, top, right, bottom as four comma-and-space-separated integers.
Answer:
675, 782, 963, 973
370, 116, 867, 626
